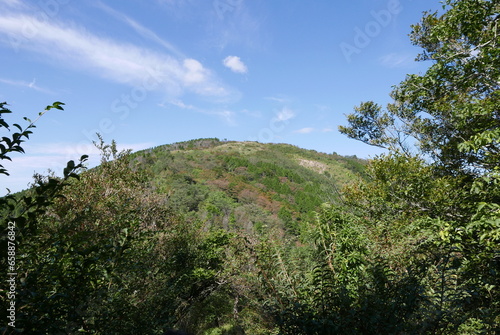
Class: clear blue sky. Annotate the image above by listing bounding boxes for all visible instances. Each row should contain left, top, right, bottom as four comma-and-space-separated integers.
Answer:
0, 0, 442, 195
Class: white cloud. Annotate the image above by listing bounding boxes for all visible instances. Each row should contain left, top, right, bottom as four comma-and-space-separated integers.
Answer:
162, 100, 236, 125
95, 2, 184, 58
276, 107, 295, 121
0, 77, 53, 93
183, 58, 207, 84
0, 0, 25, 9
166, 99, 196, 110
223, 55, 248, 74
265, 96, 290, 104
294, 127, 315, 134
0, 13, 234, 99
379, 53, 414, 68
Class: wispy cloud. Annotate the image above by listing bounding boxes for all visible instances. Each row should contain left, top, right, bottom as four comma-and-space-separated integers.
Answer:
0, 12, 235, 100
162, 99, 236, 125
223, 55, 248, 74
205, 0, 265, 51
0, 77, 53, 93
166, 99, 196, 110
293, 127, 333, 134
294, 127, 315, 134
276, 107, 295, 121
0, 0, 25, 9
379, 52, 415, 68
95, 2, 185, 58
265, 95, 291, 104
209, 110, 236, 125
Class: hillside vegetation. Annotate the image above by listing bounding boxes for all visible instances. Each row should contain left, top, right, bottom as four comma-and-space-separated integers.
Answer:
1, 136, 369, 334
1, 0, 499, 333
129, 138, 365, 235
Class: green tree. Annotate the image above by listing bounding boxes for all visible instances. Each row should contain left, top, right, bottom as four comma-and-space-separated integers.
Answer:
1, 102, 88, 334
0, 101, 65, 177
2, 116, 248, 334
338, 0, 499, 332
339, 0, 499, 176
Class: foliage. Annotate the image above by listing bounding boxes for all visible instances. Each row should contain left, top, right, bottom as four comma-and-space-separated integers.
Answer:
327, 0, 500, 333
260, 1, 499, 334
339, 0, 499, 174
0, 107, 254, 334
0, 101, 64, 177
128, 138, 364, 238
1, 102, 87, 334
3, 2, 498, 331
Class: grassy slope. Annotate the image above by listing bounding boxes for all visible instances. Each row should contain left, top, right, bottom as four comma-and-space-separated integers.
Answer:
129, 138, 367, 236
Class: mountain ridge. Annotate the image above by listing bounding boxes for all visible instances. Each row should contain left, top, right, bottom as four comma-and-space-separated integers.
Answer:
127, 138, 367, 235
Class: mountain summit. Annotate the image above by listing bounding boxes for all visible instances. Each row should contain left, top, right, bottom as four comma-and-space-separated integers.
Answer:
128, 138, 366, 235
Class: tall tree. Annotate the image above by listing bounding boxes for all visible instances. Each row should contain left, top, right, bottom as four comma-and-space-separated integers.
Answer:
340, 0, 499, 177
336, 0, 500, 332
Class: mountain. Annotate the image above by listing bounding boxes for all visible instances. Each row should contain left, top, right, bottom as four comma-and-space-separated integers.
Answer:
3, 137, 498, 334
128, 138, 366, 236
1, 137, 369, 334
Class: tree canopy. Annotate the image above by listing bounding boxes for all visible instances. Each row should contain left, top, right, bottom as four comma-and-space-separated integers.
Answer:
340, 0, 499, 176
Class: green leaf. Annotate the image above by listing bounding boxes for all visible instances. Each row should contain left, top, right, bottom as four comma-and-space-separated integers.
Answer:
46, 101, 65, 111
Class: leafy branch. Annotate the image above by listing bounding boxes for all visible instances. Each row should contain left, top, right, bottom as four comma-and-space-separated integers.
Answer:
0, 101, 65, 177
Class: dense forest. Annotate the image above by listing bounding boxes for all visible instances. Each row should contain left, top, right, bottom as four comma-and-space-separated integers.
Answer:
1, 0, 499, 334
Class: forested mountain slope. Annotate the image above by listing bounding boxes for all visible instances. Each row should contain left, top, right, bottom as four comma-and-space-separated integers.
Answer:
1, 0, 499, 333
1, 136, 371, 335
128, 138, 366, 235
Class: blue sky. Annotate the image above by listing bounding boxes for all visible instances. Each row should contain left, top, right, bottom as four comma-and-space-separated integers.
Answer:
0, 0, 442, 195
